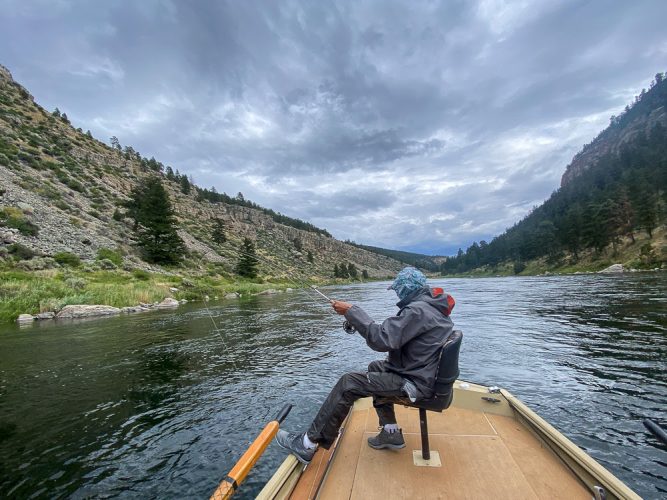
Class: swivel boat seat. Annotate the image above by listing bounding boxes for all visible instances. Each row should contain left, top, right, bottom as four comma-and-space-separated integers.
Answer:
378, 329, 462, 464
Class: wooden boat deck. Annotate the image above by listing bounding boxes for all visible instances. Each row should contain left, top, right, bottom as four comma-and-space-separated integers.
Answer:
259, 382, 639, 500
297, 400, 589, 500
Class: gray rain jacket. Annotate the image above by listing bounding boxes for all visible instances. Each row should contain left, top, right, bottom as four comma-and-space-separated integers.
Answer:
344, 286, 456, 398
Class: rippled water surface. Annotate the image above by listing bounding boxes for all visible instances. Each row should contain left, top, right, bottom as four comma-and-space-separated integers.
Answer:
1, 274, 666, 498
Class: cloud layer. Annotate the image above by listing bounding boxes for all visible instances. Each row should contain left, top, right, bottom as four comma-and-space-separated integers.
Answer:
2, 0, 665, 254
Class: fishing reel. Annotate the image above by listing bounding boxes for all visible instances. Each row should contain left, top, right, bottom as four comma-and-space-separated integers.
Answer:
342, 320, 356, 334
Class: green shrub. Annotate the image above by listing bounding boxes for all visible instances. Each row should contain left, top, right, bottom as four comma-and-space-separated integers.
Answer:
8, 243, 37, 260
54, 251, 81, 267
0, 207, 39, 236
513, 261, 526, 274
132, 269, 151, 280
65, 277, 87, 290
16, 257, 56, 270
96, 248, 123, 266
98, 258, 117, 270
65, 178, 85, 192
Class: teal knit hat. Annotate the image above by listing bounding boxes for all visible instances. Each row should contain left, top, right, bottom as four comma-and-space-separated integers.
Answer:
388, 266, 427, 300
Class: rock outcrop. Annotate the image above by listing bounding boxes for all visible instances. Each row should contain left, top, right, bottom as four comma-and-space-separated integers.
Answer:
599, 264, 624, 273
56, 305, 121, 319
561, 79, 667, 187
156, 298, 179, 308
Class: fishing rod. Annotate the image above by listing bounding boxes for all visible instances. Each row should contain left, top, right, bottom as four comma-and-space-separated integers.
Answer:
199, 245, 358, 498
218, 244, 357, 333
193, 243, 351, 368
211, 243, 347, 309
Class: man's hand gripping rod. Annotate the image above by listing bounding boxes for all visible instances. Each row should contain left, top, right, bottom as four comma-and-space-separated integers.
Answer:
310, 286, 356, 334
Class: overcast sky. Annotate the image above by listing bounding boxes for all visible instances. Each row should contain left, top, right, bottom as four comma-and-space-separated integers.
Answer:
1, 1, 665, 255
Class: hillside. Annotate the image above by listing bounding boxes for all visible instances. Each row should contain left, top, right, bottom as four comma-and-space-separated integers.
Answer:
442, 72, 667, 275
0, 64, 404, 303
346, 242, 445, 272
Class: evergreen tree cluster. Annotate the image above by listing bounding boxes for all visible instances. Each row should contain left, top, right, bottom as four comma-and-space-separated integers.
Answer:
345, 241, 441, 271
195, 186, 331, 237
334, 262, 359, 278
106, 139, 330, 238
442, 74, 667, 275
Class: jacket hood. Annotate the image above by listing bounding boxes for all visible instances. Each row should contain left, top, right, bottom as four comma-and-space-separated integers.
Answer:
397, 286, 455, 316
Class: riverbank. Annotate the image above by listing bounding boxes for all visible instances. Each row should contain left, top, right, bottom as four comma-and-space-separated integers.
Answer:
441, 227, 667, 278
0, 267, 363, 324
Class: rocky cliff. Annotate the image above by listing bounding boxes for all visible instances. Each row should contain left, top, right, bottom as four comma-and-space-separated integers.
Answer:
561, 75, 667, 187
0, 64, 402, 279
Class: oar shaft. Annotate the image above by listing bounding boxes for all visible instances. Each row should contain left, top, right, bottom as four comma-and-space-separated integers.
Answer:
210, 404, 293, 500
210, 421, 279, 500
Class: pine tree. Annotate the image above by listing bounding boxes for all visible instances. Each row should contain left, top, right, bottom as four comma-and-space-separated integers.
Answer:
129, 177, 185, 264
180, 175, 191, 195
559, 203, 584, 260
347, 262, 358, 279
362, 269, 369, 279
634, 179, 658, 238
212, 218, 227, 244
236, 237, 259, 278
307, 250, 314, 263
333, 263, 339, 277
583, 201, 612, 253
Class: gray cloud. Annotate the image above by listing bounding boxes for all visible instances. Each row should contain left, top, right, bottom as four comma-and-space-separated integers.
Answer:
1, 0, 665, 254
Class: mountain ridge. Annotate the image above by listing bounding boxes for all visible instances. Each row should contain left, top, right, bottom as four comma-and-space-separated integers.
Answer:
0, 63, 404, 280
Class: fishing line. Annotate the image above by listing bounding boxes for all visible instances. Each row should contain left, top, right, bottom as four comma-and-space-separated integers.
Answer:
191, 242, 342, 371
214, 245, 339, 313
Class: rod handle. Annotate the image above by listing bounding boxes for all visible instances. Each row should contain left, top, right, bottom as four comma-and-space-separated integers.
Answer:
275, 404, 293, 424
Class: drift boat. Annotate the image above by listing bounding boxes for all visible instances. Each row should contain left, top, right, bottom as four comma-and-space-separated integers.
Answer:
252, 380, 640, 500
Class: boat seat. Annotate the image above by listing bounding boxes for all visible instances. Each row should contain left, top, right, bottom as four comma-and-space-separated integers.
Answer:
376, 330, 462, 462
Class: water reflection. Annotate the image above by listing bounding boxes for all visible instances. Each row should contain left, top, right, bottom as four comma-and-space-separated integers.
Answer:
0, 275, 665, 498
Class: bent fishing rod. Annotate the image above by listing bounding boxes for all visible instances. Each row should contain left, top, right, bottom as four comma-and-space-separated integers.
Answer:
202, 250, 356, 498
195, 244, 357, 370
206, 244, 356, 332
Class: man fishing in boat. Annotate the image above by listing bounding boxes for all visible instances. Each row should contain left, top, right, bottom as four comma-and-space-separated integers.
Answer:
276, 267, 456, 464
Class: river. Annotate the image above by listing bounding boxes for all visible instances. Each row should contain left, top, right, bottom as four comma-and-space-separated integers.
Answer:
0, 274, 665, 498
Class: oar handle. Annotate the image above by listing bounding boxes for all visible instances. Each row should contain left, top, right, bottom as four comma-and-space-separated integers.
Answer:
209, 404, 294, 500
643, 419, 667, 445
275, 404, 293, 424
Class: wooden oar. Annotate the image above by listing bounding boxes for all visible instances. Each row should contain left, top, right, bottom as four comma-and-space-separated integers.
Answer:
210, 404, 293, 500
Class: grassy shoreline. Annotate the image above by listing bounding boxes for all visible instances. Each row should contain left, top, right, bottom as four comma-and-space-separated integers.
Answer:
0, 267, 371, 324
3, 228, 664, 323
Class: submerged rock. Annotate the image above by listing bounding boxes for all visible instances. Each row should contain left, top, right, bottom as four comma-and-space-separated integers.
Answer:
257, 289, 278, 295
17, 314, 35, 323
224, 292, 240, 299
35, 312, 55, 320
599, 264, 624, 273
56, 305, 121, 319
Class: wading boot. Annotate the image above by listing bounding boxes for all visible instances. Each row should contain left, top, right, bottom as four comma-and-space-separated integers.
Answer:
367, 428, 406, 449
275, 430, 316, 464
